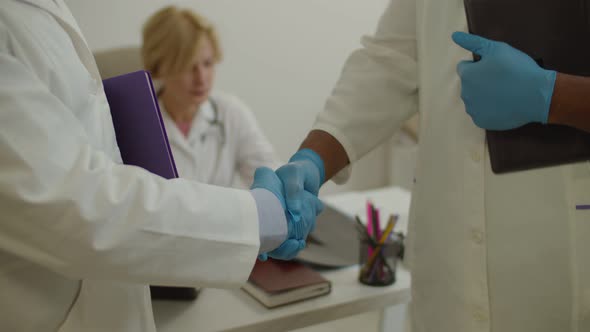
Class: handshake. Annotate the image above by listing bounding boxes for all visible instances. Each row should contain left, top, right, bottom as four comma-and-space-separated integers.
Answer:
251, 149, 326, 261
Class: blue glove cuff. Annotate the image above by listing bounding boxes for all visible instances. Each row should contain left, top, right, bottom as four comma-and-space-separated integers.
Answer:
289, 149, 326, 185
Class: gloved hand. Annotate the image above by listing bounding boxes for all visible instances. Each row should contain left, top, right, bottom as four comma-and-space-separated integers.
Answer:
452, 31, 557, 130
251, 167, 324, 261
260, 190, 324, 261
275, 149, 326, 223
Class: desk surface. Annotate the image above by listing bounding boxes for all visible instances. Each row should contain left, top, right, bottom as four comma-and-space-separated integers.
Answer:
153, 266, 410, 332
152, 186, 412, 332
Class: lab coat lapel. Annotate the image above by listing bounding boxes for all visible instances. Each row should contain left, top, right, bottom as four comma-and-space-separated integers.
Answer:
161, 101, 217, 156
161, 107, 196, 156
18, 0, 81, 34
17, 0, 103, 86
187, 100, 217, 144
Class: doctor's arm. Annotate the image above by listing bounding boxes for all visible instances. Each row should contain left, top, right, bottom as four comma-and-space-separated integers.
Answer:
304, 0, 419, 180
0, 49, 291, 288
547, 73, 590, 133
272, 0, 419, 227
453, 32, 590, 133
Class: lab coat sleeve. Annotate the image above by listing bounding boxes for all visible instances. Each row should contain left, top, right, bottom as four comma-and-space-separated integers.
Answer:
231, 96, 282, 186
0, 43, 260, 289
313, 0, 418, 182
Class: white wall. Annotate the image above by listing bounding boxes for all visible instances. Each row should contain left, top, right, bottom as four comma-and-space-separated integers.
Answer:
65, 0, 392, 194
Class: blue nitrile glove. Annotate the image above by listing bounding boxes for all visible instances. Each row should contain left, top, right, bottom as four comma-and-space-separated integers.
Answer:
260, 190, 324, 261
452, 31, 557, 130
275, 149, 326, 223
251, 167, 324, 261
251, 167, 286, 208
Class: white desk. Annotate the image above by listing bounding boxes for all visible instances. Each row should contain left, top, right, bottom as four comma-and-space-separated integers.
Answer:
152, 186, 412, 332
153, 266, 410, 332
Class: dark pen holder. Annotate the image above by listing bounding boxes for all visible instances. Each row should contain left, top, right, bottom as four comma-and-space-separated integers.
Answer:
358, 233, 403, 287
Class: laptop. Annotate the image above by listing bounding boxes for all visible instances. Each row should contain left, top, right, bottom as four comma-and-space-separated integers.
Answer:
297, 203, 360, 268
103, 70, 198, 300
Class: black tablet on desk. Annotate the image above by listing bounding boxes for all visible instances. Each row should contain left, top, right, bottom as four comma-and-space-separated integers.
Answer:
149, 286, 200, 301
464, 0, 590, 173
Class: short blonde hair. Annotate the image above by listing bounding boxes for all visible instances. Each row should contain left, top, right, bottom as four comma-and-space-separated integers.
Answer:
141, 6, 222, 78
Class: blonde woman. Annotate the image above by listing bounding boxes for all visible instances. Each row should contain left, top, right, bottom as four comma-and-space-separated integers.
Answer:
142, 6, 280, 187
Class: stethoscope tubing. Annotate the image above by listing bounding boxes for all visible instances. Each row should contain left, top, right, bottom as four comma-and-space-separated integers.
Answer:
200, 97, 226, 145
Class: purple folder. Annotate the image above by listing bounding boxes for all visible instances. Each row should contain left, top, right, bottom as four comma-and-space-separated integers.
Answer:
103, 70, 178, 179
103, 70, 198, 301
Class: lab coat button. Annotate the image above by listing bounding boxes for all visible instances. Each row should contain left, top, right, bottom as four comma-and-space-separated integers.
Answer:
470, 150, 481, 162
473, 308, 488, 322
471, 230, 484, 244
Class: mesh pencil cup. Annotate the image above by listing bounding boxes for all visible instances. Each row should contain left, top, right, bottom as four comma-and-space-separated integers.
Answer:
358, 233, 403, 287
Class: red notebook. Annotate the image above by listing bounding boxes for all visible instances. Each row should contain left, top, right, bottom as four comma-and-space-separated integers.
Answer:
243, 259, 331, 308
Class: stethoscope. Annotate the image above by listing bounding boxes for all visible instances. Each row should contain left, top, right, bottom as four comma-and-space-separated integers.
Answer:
199, 98, 226, 178
200, 97, 226, 145
158, 85, 227, 177
156, 83, 226, 146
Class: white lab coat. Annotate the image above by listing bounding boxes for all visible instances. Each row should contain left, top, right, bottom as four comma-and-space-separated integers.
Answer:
160, 93, 280, 188
0, 1, 260, 331
314, 0, 590, 331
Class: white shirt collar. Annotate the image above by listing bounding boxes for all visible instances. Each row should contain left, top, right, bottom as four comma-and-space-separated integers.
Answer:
159, 98, 218, 146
